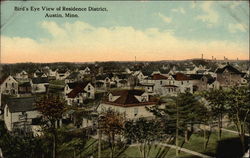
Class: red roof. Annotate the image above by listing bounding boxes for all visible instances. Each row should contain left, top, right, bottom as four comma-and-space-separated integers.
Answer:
152, 74, 168, 80
173, 73, 190, 81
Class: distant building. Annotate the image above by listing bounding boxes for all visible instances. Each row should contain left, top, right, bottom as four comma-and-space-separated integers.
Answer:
215, 63, 243, 87
65, 82, 95, 106
15, 70, 29, 82
97, 89, 157, 120
30, 77, 49, 94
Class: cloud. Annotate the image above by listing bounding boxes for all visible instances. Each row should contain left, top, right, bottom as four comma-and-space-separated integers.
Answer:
171, 7, 185, 14
1, 21, 248, 63
158, 13, 172, 23
228, 23, 246, 33
196, 2, 219, 26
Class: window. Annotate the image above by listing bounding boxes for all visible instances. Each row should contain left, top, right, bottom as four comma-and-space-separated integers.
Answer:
12, 83, 15, 88
5, 83, 7, 88
160, 81, 163, 85
88, 85, 91, 91
181, 81, 183, 85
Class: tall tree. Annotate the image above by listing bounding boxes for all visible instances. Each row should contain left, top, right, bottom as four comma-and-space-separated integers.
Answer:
226, 86, 250, 153
124, 118, 168, 158
202, 89, 227, 140
98, 110, 125, 158
36, 95, 66, 158
148, 92, 204, 156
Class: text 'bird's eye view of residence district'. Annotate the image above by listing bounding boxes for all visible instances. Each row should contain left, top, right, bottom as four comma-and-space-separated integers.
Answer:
0, 1, 249, 158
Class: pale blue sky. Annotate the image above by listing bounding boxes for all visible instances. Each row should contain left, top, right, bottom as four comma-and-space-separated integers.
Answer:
1, 1, 249, 63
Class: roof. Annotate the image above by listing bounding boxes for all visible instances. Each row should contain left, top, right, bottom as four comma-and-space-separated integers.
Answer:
215, 64, 242, 74
34, 72, 45, 77
162, 85, 178, 88
188, 74, 204, 80
66, 82, 90, 98
19, 82, 31, 87
6, 97, 37, 113
57, 69, 68, 73
66, 72, 80, 79
173, 73, 190, 81
207, 78, 216, 84
67, 81, 89, 89
108, 89, 145, 106
152, 74, 168, 80
32, 77, 49, 84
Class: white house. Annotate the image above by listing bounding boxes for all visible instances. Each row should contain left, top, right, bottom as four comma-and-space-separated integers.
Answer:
97, 89, 157, 120
65, 82, 95, 106
30, 77, 49, 94
0, 75, 18, 95
33, 70, 47, 78
15, 70, 29, 82
79, 67, 91, 75
171, 73, 193, 93
4, 97, 41, 132
56, 69, 70, 80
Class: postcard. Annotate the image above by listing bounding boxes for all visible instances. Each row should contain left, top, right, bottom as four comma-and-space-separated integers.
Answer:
0, 1, 249, 158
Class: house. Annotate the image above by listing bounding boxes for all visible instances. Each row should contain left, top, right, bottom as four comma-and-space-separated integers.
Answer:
18, 82, 32, 95
79, 67, 91, 75
215, 63, 243, 87
171, 73, 193, 93
97, 89, 157, 120
30, 77, 49, 94
65, 82, 95, 106
65, 72, 84, 83
95, 74, 112, 89
15, 70, 29, 82
0, 75, 18, 95
56, 69, 70, 80
3, 97, 41, 132
33, 70, 47, 78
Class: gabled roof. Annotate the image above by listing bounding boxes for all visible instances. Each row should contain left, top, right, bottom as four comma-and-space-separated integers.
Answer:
6, 97, 37, 113
32, 77, 49, 84
34, 72, 45, 77
152, 74, 168, 80
66, 82, 91, 98
173, 73, 190, 81
215, 64, 242, 74
109, 89, 145, 105
0, 75, 17, 85
67, 81, 89, 89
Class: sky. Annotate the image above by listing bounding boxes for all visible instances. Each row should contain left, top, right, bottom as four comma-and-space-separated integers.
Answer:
1, 0, 249, 63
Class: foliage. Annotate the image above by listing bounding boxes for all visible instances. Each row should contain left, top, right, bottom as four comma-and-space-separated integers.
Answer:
98, 109, 125, 158
124, 118, 167, 158
225, 86, 250, 152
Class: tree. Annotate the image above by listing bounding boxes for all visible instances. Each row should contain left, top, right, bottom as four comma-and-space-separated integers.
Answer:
124, 118, 168, 158
98, 110, 125, 158
148, 92, 204, 156
226, 86, 250, 153
36, 95, 66, 158
202, 89, 227, 140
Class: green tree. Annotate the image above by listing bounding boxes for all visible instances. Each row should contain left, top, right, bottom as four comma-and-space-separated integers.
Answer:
202, 89, 227, 140
124, 118, 168, 158
148, 92, 204, 156
36, 95, 66, 158
226, 86, 250, 153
